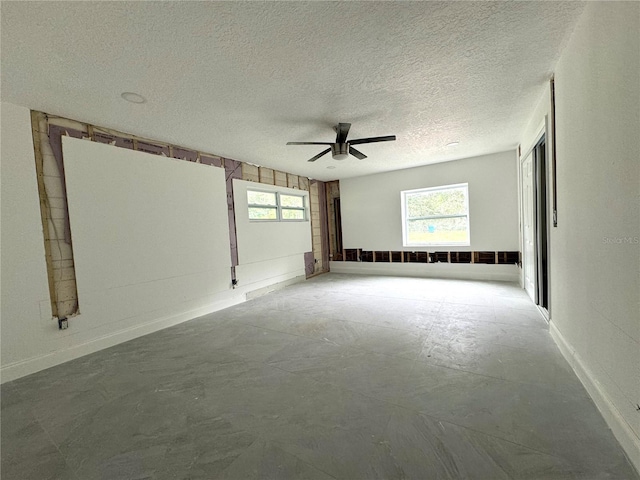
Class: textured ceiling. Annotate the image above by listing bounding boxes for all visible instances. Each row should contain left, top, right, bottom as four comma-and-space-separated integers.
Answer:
1, 1, 585, 181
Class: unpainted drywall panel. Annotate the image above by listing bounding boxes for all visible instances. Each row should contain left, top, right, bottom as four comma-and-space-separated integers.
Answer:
340, 150, 519, 252
62, 136, 231, 322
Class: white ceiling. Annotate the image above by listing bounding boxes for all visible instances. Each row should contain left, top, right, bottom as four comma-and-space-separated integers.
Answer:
1, 1, 585, 181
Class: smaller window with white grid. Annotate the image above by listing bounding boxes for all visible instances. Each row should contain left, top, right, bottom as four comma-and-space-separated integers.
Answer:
247, 190, 307, 222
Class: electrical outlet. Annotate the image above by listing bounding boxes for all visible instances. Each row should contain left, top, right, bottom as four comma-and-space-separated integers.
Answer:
58, 317, 69, 330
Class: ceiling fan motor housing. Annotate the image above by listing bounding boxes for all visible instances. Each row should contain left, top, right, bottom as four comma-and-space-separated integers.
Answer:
331, 143, 349, 160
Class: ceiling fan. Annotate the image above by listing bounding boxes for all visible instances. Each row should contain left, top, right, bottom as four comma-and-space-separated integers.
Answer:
287, 123, 396, 162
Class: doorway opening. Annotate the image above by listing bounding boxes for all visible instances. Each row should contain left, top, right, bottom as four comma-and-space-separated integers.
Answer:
534, 136, 550, 312
521, 134, 551, 317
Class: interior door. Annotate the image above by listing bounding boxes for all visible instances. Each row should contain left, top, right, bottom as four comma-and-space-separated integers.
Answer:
534, 138, 550, 312
522, 151, 536, 301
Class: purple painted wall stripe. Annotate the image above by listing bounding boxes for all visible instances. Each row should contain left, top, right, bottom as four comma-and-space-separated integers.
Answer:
201, 155, 223, 167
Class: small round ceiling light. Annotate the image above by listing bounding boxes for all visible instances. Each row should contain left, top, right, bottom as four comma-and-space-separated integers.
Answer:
446, 141, 460, 147
121, 92, 146, 104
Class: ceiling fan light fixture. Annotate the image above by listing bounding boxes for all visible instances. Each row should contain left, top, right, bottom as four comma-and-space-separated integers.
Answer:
331, 143, 349, 160
287, 123, 396, 162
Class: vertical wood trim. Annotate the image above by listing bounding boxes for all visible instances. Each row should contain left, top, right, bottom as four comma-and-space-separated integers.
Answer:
31, 111, 58, 317
318, 181, 330, 272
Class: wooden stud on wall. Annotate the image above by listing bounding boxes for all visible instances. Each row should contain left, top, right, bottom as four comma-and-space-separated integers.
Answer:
32, 110, 341, 313
474, 251, 496, 264
287, 173, 299, 189
31, 111, 59, 317
242, 163, 260, 183
31, 113, 83, 318
361, 251, 373, 262
259, 167, 275, 185
450, 252, 472, 263
274, 170, 287, 187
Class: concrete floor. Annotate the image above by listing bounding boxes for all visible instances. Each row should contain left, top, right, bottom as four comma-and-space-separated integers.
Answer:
2, 273, 638, 480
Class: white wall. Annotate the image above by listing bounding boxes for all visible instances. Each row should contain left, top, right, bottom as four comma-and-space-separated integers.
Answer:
0, 128, 246, 382
521, 1, 640, 470
233, 179, 311, 289
336, 151, 519, 281
0, 102, 53, 379
341, 150, 519, 251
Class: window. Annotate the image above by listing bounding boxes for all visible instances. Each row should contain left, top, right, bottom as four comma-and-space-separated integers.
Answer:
247, 190, 278, 220
247, 189, 307, 221
402, 183, 470, 246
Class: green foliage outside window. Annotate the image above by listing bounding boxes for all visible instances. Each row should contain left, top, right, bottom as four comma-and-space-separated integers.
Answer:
247, 189, 307, 221
403, 184, 470, 246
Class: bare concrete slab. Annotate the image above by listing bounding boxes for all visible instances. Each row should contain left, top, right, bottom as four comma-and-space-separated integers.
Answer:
2, 274, 637, 479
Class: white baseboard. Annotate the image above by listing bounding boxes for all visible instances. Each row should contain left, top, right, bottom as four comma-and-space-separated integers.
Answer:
329, 261, 519, 283
550, 322, 640, 473
1, 294, 245, 384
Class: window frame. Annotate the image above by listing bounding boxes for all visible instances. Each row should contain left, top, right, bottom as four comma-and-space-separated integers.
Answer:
247, 188, 308, 222
401, 183, 470, 247
279, 193, 307, 221
247, 190, 278, 221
